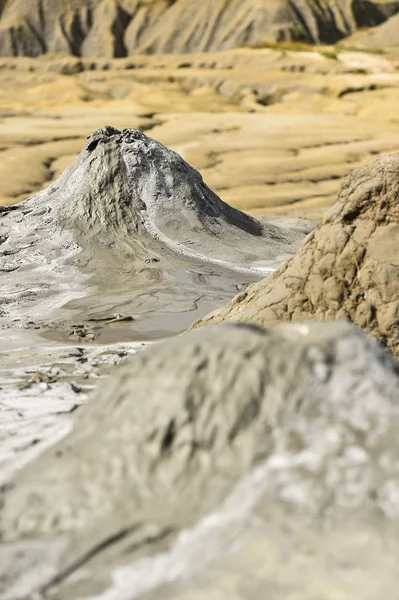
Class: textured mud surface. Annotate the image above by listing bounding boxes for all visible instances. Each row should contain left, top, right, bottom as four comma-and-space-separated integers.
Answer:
195, 152, 399, 358
2, 321, 399, 599
0, 126, 308, 343
0, 328, 147, 486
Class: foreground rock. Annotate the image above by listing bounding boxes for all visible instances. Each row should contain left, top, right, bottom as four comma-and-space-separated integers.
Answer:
194, 152, 399, 358
1, 320, 399, 599
0, 126, 306, 340
1, 0, 399, 57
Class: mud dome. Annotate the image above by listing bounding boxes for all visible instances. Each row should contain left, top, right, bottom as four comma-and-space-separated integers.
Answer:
2, 321, 399, 599
0, 126, 308, 341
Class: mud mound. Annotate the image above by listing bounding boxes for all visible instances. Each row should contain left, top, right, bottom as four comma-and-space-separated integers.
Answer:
0, 126, 305, 339
2, 320, 399, 598
194, 153, 399, 358
54, 126, 297, 274
1, 0, 398, 57
4, 125, 301, 272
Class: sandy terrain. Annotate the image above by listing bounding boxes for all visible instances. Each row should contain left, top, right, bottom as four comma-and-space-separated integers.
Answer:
1, 46, 399, 220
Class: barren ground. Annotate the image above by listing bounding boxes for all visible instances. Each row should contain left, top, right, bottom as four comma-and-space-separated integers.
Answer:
1, 46, 399, 220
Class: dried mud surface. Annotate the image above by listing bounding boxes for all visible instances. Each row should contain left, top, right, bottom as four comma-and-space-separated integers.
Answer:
1, 44, 399, 506
2, 321, 399, 599
2, 48, 399, 219
194, 152, 399, 359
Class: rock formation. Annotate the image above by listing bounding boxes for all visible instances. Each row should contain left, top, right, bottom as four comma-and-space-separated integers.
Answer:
0, 126, 306, 339
347, 11, 399, 47
193, 152, 399, 358
0, 0, 398, 58
2, 320, 399, 598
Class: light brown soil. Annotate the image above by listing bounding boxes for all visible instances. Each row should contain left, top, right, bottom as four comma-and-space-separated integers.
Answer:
1, 47, 399, 220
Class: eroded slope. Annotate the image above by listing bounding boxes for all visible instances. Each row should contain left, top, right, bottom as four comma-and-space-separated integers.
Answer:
1, 0, 399, 57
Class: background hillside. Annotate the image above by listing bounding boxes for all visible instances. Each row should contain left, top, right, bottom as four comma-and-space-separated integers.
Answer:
1, 0, 399, 57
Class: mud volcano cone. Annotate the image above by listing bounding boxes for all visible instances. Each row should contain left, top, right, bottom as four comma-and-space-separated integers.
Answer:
47, 125, 303, 273
0, 126, 307, 339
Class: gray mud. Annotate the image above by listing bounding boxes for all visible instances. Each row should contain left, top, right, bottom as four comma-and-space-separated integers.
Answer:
0, 328, 146, 486
0, 127, 311, 487
2, 321, 399, 600
0, 126, 310, 344
0, 126, 311, 484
